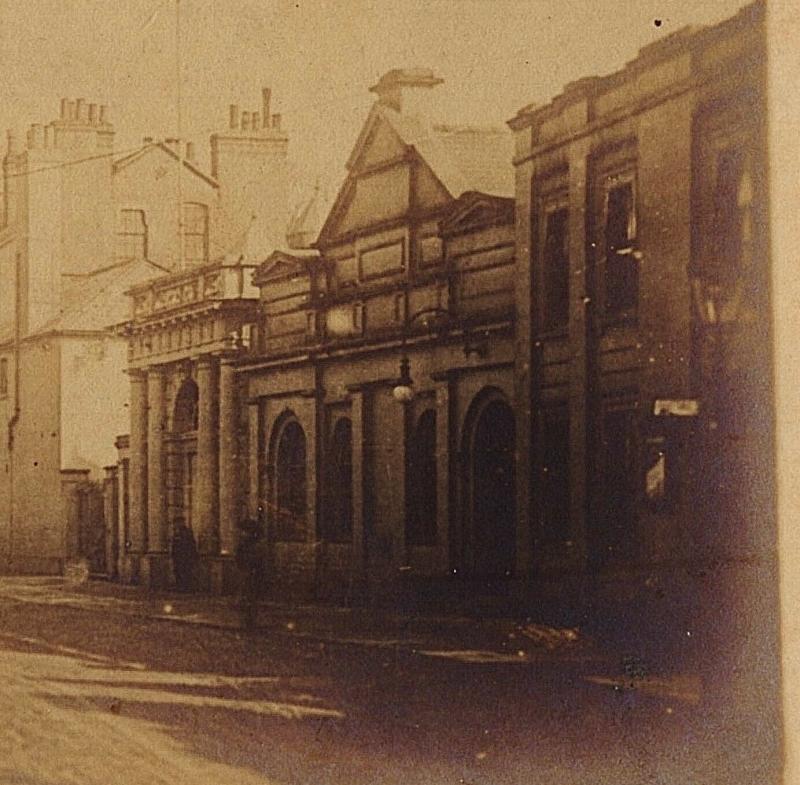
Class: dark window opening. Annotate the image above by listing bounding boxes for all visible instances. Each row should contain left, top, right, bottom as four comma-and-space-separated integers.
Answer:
407, 409, 438, 547
324, 418, 353, 543
275, 420, 307, 541
542, 207, 570, 330
604, 181, 638, 319
711, 147, 746, 284
173, 380, 199, 433
541, 407, 570, 543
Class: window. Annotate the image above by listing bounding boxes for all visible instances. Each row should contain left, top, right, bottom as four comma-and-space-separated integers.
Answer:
0, 358, 8, 397
182, 202, 209, 265
324, 418, 353, 543
542, 206, 570, 330
711, 147, 752, 283
173, 379, 199, 433
116, 209, 148, 260
604, 179, 638, 320
274, 419, 307, 541
540, 406, 570, 543
406, 409, 437, 546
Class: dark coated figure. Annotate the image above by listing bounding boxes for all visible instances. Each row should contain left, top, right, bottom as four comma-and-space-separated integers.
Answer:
170, 518, 197, 592
236, 518, 265, 630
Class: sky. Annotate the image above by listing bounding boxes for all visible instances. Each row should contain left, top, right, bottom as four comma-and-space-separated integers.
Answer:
0, 0, 750, 211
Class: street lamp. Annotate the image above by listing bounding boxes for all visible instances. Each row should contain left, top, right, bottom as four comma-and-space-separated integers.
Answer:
391, 307, 489, 402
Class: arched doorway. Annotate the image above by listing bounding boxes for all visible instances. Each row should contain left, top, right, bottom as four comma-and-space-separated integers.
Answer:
463, 391, 516, 579
167, 379, 198, 532
269, 415, 308, 542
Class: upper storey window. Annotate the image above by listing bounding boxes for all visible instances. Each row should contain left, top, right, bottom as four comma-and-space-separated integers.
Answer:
541, 204, 570, 331
116, 209, 147, 260
603, 175, 638, 321
182, 202, 209, 265
710, 146, 752, 283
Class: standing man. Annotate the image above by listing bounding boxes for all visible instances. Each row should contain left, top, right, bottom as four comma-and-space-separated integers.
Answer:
236, 518, 265, 630
171, 518, 197, 592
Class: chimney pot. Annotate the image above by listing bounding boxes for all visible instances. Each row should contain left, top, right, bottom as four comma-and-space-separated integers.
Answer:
271, 113, 282, 130
262, 87, 272, 124
6, 130, 20, 156
229, 104, 239, 130
241, 111, 251, 131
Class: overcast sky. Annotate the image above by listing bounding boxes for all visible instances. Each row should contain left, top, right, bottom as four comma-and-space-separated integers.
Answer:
0, 0, 749, 209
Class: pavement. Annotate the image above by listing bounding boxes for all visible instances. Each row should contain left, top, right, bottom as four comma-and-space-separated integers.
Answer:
0, 575, 610, 669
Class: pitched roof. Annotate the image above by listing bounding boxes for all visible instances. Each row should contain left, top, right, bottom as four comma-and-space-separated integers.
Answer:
37, 258, 168, 334
113, 141, 218, 189
372, 104, 514, 198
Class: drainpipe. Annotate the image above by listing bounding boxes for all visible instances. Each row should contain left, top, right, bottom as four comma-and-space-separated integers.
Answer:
7, 251, 22, 569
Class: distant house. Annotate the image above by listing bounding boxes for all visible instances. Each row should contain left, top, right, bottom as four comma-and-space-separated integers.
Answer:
0, 88, 290, 575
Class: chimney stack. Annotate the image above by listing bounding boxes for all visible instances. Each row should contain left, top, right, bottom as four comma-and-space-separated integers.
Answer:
229, 104, 239, 130
262, 88, 271, 125
251, 111, 260, 130
241, 111, 251, 131
88, 103, 98, 124
369, 68, 444, 114
60, 98, 69, 120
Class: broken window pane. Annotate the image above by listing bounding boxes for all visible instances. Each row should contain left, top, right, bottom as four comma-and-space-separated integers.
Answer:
604, 181, 638, 319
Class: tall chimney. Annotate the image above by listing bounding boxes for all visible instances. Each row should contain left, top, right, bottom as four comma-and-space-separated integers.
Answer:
229, 104, 239, 130
262, 88, 271, 125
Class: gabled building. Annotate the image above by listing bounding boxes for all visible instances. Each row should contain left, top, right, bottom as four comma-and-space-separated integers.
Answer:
238, 69, 518, 598
0, 88, 289, 575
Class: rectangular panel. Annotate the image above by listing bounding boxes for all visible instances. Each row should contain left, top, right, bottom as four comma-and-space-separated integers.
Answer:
359, 240, 405, 280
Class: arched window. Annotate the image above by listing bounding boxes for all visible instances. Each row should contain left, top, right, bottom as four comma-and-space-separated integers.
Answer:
324, 418, 353, 542
273, 418, 307, 541
182, 202, 209, 265
407, 409, 437, 547
173, 379, 198, 433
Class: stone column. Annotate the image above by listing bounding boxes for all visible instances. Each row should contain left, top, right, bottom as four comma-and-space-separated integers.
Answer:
146, 367, 167, 553
194, 355, 219, 555
218, 357, 239, 556
102, 465, 119, 578
126, 369, 148, 580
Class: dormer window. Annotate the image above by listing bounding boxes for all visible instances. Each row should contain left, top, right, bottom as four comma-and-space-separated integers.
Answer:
116, 209, 147, 260
182, 202, 209, 265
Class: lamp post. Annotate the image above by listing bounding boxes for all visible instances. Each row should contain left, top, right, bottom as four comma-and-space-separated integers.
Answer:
391, 307, 452, 403
391, 307, 489, 402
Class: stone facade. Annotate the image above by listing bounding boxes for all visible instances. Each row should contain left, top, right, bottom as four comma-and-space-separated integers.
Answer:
0, 86, 289, 575
509, 0, 769, 592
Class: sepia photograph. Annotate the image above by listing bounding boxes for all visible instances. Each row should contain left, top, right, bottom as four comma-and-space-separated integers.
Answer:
0, 0, 796, 782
